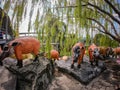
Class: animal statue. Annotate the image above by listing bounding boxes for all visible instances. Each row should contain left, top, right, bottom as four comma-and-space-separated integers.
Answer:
50, 49, 59, 60
71, 42, 85, 68
112, 47, 120, 58
0, 36, 40, 68
106, 47, 114, 58
98, 46, 108, 59
88, 43, 100, 66
0, 46, 34, 61
10, 53, 34, 60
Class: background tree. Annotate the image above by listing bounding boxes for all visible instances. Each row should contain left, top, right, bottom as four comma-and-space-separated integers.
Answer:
93, 33, 119, 47
74, 0, 120, 43
0, 0, 80, 56
1, 0, 120, 56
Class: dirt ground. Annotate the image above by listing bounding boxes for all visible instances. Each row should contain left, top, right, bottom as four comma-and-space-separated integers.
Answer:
48, 58, 120, 90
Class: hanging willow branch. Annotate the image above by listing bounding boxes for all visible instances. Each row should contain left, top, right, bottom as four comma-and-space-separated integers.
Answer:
92, 26, 105, 33
86, 6, 120, 38
94, 26, 120, 42
104, 16, 120, 38
104, 0, 120, 18
88, 17, 120, 42
87, 2, 120, 25
87, 18, 107, 31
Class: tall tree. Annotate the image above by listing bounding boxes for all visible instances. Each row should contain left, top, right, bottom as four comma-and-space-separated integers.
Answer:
74, 0, 120, 43
3, 0, 120, 55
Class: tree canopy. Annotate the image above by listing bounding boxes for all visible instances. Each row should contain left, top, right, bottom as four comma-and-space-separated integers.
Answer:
1, 0, 120, 56
93, 33, 119, 47
74, 0, 120, 43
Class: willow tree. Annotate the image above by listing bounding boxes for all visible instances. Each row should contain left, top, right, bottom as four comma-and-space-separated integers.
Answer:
32, 0, 81, 56
4, 0, 118, 56
93, 33, 119, 47
1, 0, 79, 56
74, 0, 120, 43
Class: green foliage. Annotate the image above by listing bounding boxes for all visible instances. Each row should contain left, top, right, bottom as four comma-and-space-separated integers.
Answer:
85, 30, 91, 46
43, 16, 67, 57
0, 10, 4, 28
93, 33, 119, 47
2, 0, 120, 58
3, 0, 10, 13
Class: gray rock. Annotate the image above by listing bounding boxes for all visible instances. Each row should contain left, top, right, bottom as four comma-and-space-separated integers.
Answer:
3, 57, 17, 66
0, 66, 17, 90
5, 57, 54, 90
55, 57, 106, 85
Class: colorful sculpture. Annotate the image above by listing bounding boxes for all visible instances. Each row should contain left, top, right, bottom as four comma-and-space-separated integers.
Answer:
88, 43, 100, 66
71, 42, 85, 68
0, 36, 40, 68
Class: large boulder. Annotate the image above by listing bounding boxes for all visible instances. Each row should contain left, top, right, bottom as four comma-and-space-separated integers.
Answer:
55, 56, 106, 85
1, 57, 54, 90
0, 66, 17, 90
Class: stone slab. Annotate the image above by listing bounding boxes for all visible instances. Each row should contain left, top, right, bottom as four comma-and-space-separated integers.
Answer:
55, 56, 106, 85
0, 66, 16, 90
5, 57, 54, 90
